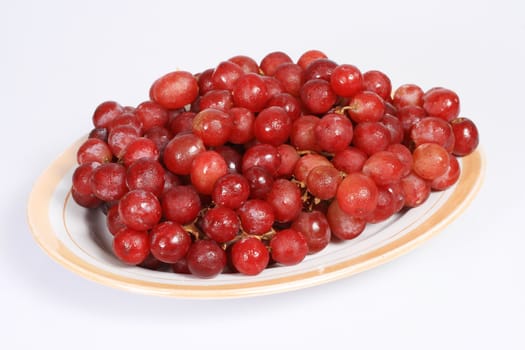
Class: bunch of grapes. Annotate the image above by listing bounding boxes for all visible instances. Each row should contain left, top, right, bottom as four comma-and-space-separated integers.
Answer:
71, 50, 479, 278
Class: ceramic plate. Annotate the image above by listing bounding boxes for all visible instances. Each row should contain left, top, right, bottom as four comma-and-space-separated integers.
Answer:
27, 137, 485, 298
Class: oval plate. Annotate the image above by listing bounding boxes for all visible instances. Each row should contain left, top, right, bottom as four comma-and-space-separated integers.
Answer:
27, 137, 485, 298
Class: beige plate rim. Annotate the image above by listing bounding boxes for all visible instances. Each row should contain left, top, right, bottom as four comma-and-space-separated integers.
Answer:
27, 137, 485, 299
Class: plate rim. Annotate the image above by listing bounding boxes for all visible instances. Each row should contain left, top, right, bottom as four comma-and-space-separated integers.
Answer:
27, 136, 486, 299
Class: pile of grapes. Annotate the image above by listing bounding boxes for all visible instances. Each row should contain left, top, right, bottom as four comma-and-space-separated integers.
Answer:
71, 50, 479, 278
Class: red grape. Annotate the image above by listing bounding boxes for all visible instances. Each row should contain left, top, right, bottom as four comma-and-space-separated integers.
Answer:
237, 199, 275, 235
201, 206, 240, 243
450, 117, 479, 156
314, 113, 354, 153
150, 71, 199, 109
161, 185, 201, 224
212, 173, 250, 209
330, 64, 363, 98
270, 229, 309, 266
230, 237, 269, 275
118, 190, 161, 231
77, 138, 112, 164
186, 240, 227, 278
113, 228, 150, 265
266, 179, 302, 223
326, 200, 366, 240
291, 211, 331, 253
422, 87, 460, 121
260, 51, 293, 76
336, 172, 378, 218
412, 143, 450, 180
149, 221, 191, 263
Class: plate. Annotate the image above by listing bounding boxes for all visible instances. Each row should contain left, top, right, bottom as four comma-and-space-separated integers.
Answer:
27, 137, 485, 299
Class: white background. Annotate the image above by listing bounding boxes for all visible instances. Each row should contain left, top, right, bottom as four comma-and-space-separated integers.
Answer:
1, 0, 524, 349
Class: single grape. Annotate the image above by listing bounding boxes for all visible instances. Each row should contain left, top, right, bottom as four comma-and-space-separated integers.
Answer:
135, 100, 169, 132
352, 121, 391, 156
297, 50, 328, 70
92, 101, 124, 129
211, 61, 244, 91
201, 206, 240, 243
291, 211, 331, 253
149, 70, 199, 109
77, 138, 112, 164
273, 63, 304, 97
149, 221, 191, 264
118, 190, 162, 231
336, 172, 378, 218
241, 143, 281, 175
163, 133, 205, 175
362, 70, 391, 101
199, 89, 234, 112
186, 240, 227, 278
113, 228, 150, 265
303, 58, 337, 81
326, 200, 366, 240
290, 115, 322, 152
232, 73, 269, 112
410, 116, 455, 153
450, 117, 479, 156
237, 199, 275, 235
192, 108, 233, 147
412, 143, 450, 180
393, 84, 424, 109
276, 143, 300, 178
270, 229, 309, 266
300, 79, 337, 115
330, 64, 363, 98
243, 166, 274, 199
314, 113, 354, 153
121, 137, 159, 167
228, 55, 259, 74
196, 68, 215, 95
228, 107, 255, 144
190, 150, 228, 195
126, 159, 165, 197
230, 237, 269, 275
106, 205, 126, 236
212, 173, 250, 209
362, 151, 405, 186
260, 51, 293, 76
331, 147, 368, 174
88, 127, 109, 142
347, 91, 386, 123
422, 87, 460, 121
306, 165, 342, 200
90, 162, 128, 202
253, 106, 292, 146
266, 179, 302, 223
161, 185, 201, 224
400, 172, 431, 208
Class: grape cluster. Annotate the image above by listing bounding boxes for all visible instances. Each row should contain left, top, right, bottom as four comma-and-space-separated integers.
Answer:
71, 50, 480, 278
